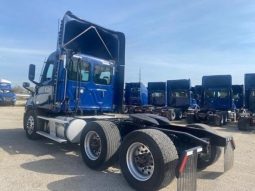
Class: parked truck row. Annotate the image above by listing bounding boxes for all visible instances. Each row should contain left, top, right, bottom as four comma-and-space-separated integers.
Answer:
124, 74, 255, 130
124, 79, 193, 121
22, 11, 235, 191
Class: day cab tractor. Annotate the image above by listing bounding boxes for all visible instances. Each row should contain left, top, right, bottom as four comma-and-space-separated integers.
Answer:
124, 82, 148, 113
0, 79, 16, 106
232, 85, 244, 110
23, 11, 235, 191
147, 82, 176, 121
166, 79, 192, 120
187, 75, 236, 126
238, 74, 255, 130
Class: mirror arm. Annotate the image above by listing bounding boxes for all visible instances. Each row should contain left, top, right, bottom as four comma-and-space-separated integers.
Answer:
24, 86, 35, 95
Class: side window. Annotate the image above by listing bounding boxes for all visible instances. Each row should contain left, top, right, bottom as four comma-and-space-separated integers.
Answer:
94, 65, 113, 85
67, 58, 90, 82
46, 64, 54, 80
41, 62, 55, 83
80, 62, 90, 81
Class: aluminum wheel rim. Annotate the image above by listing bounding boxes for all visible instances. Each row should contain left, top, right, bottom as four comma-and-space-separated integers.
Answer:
126, 142, 154, 181
84, 131, 102, 160
26, 116, 35, 135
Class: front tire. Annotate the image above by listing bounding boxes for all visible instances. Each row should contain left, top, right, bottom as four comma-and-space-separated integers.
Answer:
80, 121, 121, 170
176, 111, 183, 120
119, 129, 178, 191
24, 110, 41, 140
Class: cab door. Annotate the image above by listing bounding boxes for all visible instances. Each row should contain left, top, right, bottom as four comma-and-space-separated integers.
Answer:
34, 61, 56, 109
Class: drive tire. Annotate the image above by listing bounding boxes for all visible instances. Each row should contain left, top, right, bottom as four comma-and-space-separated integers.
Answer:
238, 117, 250, 131
215, 114, 223, 127
80, 121, 121, 170
186, 113, 195, 124
191, 124, 221, 170
197, 145, 221, 170
119, 129, 178, 191
167, 110, 176, 121
176, 110, 183, 120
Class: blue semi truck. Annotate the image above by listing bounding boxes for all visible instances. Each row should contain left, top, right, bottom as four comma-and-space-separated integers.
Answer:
146, 82, 176, 120
166, 79, 192, 119
146, 80, 193, 121
232, 85, 244, 109
124, 82, 148, 113
0, 79, 16, 105
22, 11, 235, 191
187, 75, 236, 126
238, 73, 255, 130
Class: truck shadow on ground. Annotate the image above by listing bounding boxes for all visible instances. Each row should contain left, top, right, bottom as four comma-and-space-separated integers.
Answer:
198, 171, 224, 180
0, 128, 132, 191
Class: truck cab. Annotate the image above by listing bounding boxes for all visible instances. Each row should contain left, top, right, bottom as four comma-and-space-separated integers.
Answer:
244, 74, 255, 113
165, 79, 191, 119
124, 82, 148, 113
0, 79, 16, 105
232, 85, 244, 109
147, 82, 166, 107
187, 75, 235, 126
167, 79, 191, 109
202, 75, 233, 111
238, 74, 255, 130
24, 11, 125, 114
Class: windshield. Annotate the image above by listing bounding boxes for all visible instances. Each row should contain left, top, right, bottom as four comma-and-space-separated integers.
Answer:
0, 90, 11, 93
250, 90, 255, 97
205, 89, 229, 99
171, 90, 188, 98
67, 57, 90, 82
150, 91, 165, 105
129, 87, 140, 97
94, 64, 113, 85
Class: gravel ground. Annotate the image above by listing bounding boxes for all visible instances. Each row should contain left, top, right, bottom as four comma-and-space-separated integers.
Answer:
0, 106, 255, 191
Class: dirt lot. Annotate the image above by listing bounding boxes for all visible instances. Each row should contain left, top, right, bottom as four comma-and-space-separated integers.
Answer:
0, 107, 255, 191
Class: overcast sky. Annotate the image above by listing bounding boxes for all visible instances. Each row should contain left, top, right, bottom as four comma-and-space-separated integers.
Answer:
0, 0, 255, 86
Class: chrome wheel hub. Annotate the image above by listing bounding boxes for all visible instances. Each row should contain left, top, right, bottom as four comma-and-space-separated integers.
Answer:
126, 142, 154, 181
84, 131, 102, 160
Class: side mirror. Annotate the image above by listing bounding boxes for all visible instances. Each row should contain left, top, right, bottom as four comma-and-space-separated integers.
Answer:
23, 82, 30, 88
28, 64, 36, 82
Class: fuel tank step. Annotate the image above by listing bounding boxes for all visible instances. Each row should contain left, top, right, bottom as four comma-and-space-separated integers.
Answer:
36, 131, 67, 143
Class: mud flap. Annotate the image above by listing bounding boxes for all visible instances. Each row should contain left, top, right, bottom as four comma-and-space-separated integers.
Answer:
176, 147, 202, 191
224, 137, 235, 172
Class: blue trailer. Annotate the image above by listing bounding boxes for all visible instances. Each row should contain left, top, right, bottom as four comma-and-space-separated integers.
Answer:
0, 80, 16, 105
124, 82, 148, 113
22, 11, 235, 191
187, 75, 236, 126
238, 74, 255, 130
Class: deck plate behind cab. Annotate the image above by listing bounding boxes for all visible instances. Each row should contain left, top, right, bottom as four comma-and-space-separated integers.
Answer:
129, 113, 160, 126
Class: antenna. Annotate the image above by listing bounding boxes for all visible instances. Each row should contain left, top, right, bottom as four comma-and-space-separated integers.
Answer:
139, 67, 141, 83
